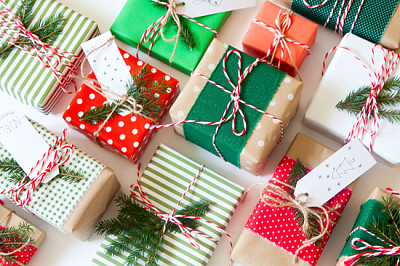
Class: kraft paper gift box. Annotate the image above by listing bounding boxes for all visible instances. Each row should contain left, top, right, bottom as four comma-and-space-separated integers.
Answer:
169, 38, 303, 175
304, 33, 400, 165
0, 120, 120, 241
110, 0, 230, 75
231, 133, 356, 266
63, 48, 179, 163
0, 0, 99, 113
0, 204, 45, 265
272, 0, 400, 52
242, 1, 318, 77
92, 144, 244, 266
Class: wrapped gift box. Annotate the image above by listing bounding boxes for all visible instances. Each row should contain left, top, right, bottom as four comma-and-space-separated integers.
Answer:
169, 38, 303, 175
0, 120, 120, 241
242, 1, 318, 77
232, 133, 356, 266
0, 0, 99, 113
0, 204, 45, 265
110, 0, 230, 75
63, 49, 179, 162
272, 0, 400, 51
304, 33, 400, 164
92, 144, 244, 266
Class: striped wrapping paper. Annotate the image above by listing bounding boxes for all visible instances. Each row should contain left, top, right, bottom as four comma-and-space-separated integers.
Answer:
0, 0, 99, 113
92, 144, 244, 266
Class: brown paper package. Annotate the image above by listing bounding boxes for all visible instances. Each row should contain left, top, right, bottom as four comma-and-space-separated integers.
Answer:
170, 39, 303, 175
336, 187, 392, 266
231, 133, 357, 266
271, 0, 400, 52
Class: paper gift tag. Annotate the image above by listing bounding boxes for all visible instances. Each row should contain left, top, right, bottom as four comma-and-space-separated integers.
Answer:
0, 100, 59, 183
294, 140, 376, 206
177, 0, 256, 18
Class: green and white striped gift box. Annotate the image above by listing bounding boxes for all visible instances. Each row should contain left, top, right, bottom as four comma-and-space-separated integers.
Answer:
0, 0, 99, 114
92, 144, 244, 266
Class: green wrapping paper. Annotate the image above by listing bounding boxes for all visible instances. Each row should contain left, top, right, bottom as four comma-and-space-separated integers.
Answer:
110, 0, 230, 75
0, 0, 99, 113
92, 144, 244, 266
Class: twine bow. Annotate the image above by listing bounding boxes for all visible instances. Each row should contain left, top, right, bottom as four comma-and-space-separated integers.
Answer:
323, 43, 400, 151
252, 8, 311, 79
151, 49, 284, 162
0, 129, 74, 208
0, 0, 78, 93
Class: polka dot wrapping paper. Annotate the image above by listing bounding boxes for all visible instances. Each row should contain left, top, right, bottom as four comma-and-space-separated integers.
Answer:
232, 133, 356, 266
170, 39, 303, 175
63, 49, 179, 163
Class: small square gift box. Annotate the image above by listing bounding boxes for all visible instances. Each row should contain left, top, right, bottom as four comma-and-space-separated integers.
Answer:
63, 36, 179, 163
305, 33, 400, 164
92, 144, 244, 266
110, 0, 230, 75
0, 118, 120, 241
242, 1, 318, 77
231, 133, 356, 266
168, 38, 303, 175
0, 204, 45, 265
272, 0, 400, 51
337, 187, 400, 266
0, 0, 99, 113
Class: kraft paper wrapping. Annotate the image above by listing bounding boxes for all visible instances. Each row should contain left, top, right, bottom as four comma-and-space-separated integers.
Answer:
231, 133, 357, 266
170, 39, 302, 175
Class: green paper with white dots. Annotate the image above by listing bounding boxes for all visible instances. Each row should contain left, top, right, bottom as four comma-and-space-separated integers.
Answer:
0, 120, 105, 231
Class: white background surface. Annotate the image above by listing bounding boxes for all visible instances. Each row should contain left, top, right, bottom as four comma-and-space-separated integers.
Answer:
1, 0, 400, 265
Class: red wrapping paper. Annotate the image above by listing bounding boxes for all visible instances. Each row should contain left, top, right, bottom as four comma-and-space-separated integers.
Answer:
63, 48, 179, 162
244, 156, 352, 266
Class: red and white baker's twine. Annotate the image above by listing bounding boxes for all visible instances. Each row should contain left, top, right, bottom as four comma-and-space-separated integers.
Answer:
136, 0, 217, 63
0, 0, 78, 93
302, 0, 365, 35
322, 43, 400, 150
252, 8, 310, 78
151, 49, 284, 161
131, 164, 233, 264
0, 129, 74, 208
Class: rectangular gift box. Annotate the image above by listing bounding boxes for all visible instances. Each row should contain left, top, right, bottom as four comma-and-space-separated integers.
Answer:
242, 1, 318, 77
337, 188, 399, 265
110, 0, 230, 75
0, 0, 99, 114
0, 120, 120, 241
0, 204, 45, 265
304, 33, 400, 165
272, 0, 400, 51
63, 49, 179, 163
231, 133, 356, 266
170, 38, 303, 175
92, 144, 244, 266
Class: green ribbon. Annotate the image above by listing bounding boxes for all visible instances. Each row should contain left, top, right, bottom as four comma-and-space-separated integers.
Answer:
183, 46, 285, 168
291, 0, 399, 44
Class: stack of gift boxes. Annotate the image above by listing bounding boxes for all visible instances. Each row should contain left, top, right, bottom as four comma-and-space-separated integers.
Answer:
1, 0, 400, 264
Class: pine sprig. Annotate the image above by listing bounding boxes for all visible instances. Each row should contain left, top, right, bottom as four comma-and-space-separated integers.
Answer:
95, 192, 211, 266
336, 77, 400, 124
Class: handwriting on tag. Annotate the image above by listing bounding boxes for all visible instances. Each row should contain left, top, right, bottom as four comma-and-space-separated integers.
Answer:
176, 0, 256, 18
294, 140, 376, 206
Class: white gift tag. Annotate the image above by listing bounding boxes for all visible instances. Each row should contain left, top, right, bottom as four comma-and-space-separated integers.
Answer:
294, 139, 376, 206
176, 0, 256, 18
0, 102, 59, 183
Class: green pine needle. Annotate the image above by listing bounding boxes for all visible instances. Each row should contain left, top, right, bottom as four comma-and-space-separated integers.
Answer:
336, 77, 400, 124
95, 192, 211, 265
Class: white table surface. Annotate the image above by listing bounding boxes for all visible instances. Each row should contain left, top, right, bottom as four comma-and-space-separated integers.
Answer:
1, 0, 400, 265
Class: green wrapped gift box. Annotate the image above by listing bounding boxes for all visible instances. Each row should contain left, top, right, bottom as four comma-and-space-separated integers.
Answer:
92, 144, 244, 266
110, 0, 230, 75
0, 0, 99, 113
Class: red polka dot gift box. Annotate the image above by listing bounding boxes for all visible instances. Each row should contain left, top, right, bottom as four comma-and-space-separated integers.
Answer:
231, 133, 357, 266
63, 49, 179, 162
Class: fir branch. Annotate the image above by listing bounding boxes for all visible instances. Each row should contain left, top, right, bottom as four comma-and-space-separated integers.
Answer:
16, 0, 34, 26
287, 160, 309, 195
